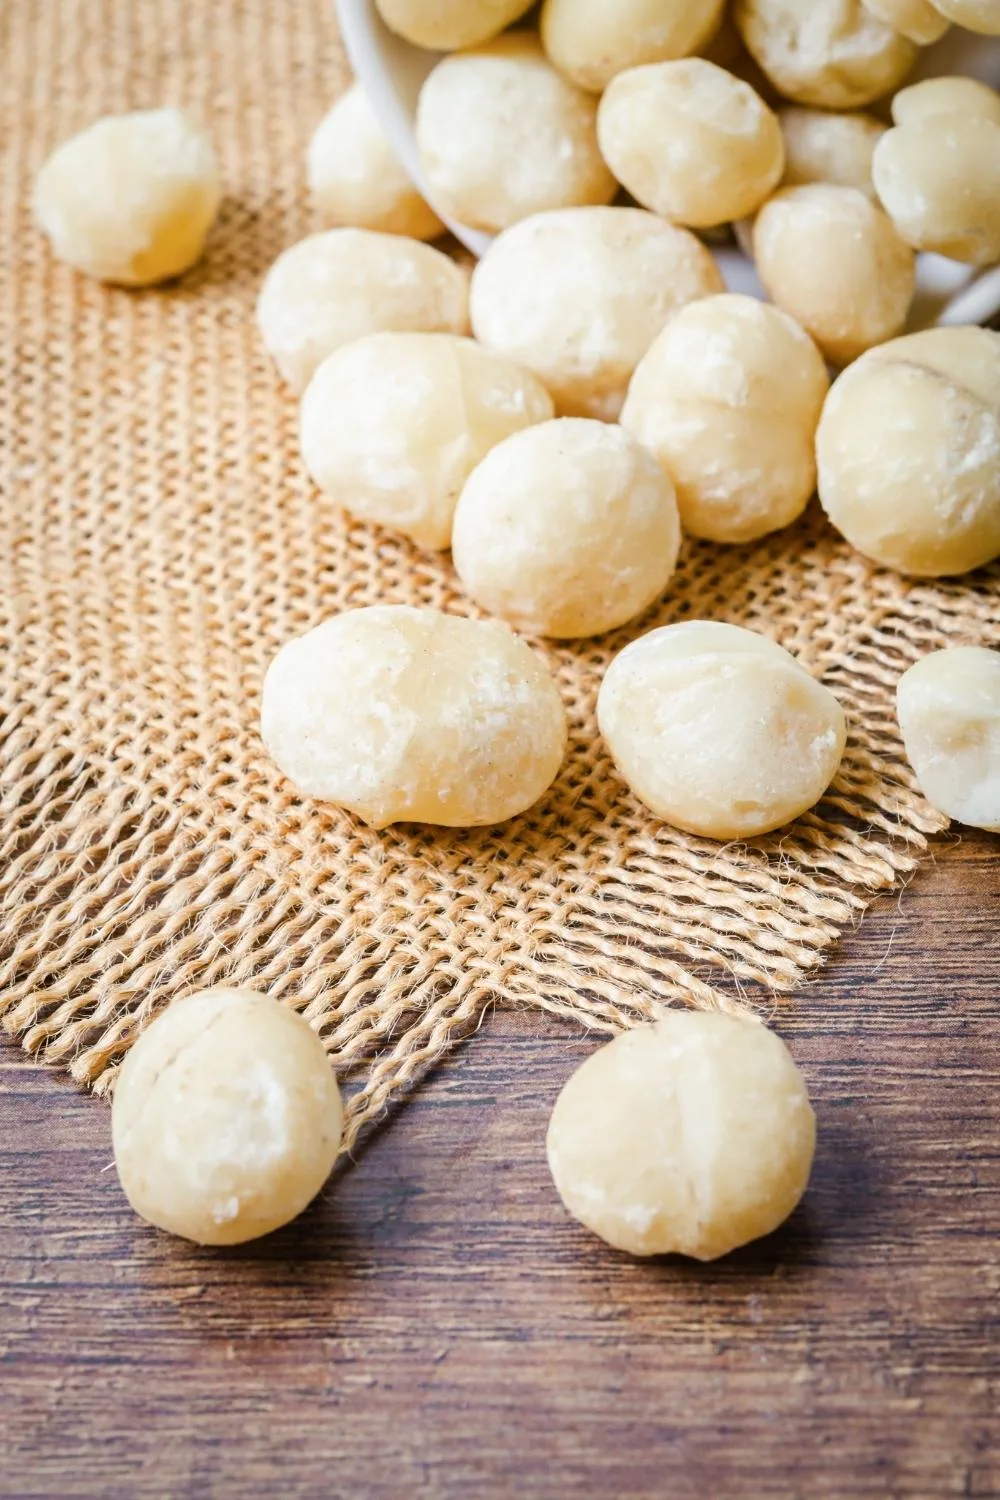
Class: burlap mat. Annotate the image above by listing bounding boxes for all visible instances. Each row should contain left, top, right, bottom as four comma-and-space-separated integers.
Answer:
1, 0, 997, 1150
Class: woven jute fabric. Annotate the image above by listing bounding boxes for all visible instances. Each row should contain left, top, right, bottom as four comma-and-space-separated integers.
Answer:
2, 0, 998, 1151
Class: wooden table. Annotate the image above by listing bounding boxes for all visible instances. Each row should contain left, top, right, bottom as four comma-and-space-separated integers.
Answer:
2, 835, 998, 1498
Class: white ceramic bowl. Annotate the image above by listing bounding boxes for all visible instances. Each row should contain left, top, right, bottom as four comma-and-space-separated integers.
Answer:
335, 0, 1000, 327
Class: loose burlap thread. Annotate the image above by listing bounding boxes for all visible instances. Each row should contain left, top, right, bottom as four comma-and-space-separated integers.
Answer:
2, 0, 998, 1151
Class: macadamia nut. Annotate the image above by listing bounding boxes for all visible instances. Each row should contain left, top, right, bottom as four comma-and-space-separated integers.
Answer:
452, 420, 681, 639
891, 75, 1000, 126
779, 107, 886, 196
896, 647, 1000, 831
598, 621, 847, 838
415, 34, 615, 235
307, 84, 443, 241
925, 0, 1000, 33
753, 185, 915, 365
816, 327, 1000, 577
469, 206, 724, 421
256, 230, 469, 394
547, 1012, 816, 1260
860, 0, 950, 41
873, 114, 1000, 267
374, 0, 536, 49
300, 333, 553, 550
621, 294, 829, 544
734, 0, 918, 109
597, 59, 785, 228
540, 0, 727, 93
261, 606, 567, 828
112, 988, 343, 1245
34, 107, 219, 286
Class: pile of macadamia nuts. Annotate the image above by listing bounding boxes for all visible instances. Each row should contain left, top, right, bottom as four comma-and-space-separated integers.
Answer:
32, 0, 1000, 1257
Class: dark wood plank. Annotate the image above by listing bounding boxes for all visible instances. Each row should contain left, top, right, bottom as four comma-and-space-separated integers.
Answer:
1, 834, 998, 1499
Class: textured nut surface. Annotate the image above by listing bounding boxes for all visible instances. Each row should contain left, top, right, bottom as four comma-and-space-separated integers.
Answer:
540, 0, 727, 93
873, 114, 1000, 267
896, 647, 1000, 832
734, 0, 918, 108
469, 206, 724, 421
891, 74, 1000, 126
547, 1012, 816, 1260
598, 621, 847, 838
753, 184, 915, 365
256, 230, 469, 394
860, 0, 950, 41
261, 606, 567, 828
34, 107, 219, 286
306, 83, 443, 240
621, 294, 829, 544
373, 0, 535, 49
112, 988, 343, 1246
816, 327, 1000, 577
926, 0, 1000, 33
300, 333, 553, 551
779, 107, 886, 196
415, 33, 615, 235
452, 420, 680, 639
598, 59, 785, 228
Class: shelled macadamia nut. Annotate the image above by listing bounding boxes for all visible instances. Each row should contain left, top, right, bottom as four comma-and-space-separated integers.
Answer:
734, 0, 918, 109
415, 33, 615, 235
873, 114, 1000, 267
300, 333, 553, 551
256, 230, 469, 394
452, 420, 680, 639
540, 0, 727, 93
860, 0, 950, 42
925, 0, 1000, 33
547, 1012, 816, 1259
469, 206, 724, 421
307, 84, 443, 240
779, 108, 886, 196
891, 74, 1000, 126
34, 107, 219, 285
374, 0, 536, 49
753, 185, 915, 365
261, 606, 567, 828
896, 648, 1000, 831
597, 59, 785, 228
112, 988, 343, 1245
597, 621, 847, 839
621, 294, 829, 545
816, 327, 1000, 577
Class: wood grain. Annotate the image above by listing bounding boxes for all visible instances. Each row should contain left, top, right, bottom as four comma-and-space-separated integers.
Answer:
1, 835, 998, 1499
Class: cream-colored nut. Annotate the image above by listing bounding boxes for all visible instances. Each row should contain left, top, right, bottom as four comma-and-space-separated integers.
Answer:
469, 206, 724, 421
891, 74, 1000, 126
816, 327, 1000, 577
374, 0, 536, 49
33, 108, 219, 286
734, 0, 918, 109
261, 606, 567, 828
779, 107, 886, 196
598, 621, 847, 838
896, 647, 1000, 831
256, 230, 469, 394
873, 115, 1000, 268
452, 420, 680, 639
597, 60, 784, 229
112, 988, 343, 1246
621, 294, 829, 545
925, 0, 1000, 33
547, 1012, 816, 1260
306, 84, 443, 241
860, 0, 949, 41
415, 33, 615, 235
753, 185, 915, 366
300, 333, 553, 551
540, 0, 727, 93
